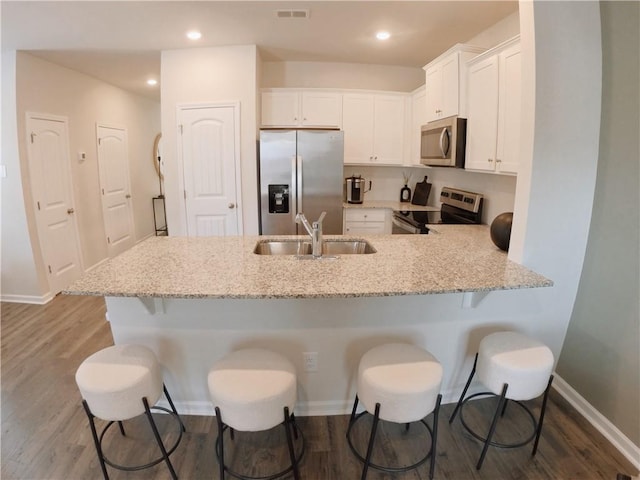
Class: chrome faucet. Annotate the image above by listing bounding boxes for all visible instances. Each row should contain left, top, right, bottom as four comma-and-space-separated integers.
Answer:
295, 211, 326, 258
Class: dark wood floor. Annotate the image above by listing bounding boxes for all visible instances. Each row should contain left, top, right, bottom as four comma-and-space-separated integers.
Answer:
1, 294, 637, 480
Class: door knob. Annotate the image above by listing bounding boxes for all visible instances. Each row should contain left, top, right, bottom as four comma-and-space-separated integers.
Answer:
228, 203, 235, 209
67, 208, 75, 214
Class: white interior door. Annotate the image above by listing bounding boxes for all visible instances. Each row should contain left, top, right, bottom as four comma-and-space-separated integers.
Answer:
26, 113, 83, 295
96, 124, 134, 257
178, 104, 241, 236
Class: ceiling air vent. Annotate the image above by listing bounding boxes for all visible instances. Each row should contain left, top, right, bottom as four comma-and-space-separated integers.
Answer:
276, 9, 310, 19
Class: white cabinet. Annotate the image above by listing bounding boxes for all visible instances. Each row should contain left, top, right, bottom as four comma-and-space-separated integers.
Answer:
465, 37, 521, 175
343, 208, 389, 234
423, 44, 486, 123
261, 89, 342, 128
343, 93, 405, 165
410, 86, 427, 165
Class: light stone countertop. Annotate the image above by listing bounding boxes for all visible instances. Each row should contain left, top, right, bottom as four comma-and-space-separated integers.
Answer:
65, 226, 553, 299
343, 200, 439, 211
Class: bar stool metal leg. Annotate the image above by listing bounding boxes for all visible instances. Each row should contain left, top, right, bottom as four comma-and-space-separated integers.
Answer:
361, 403, 381, 480
283, 406, 300, 480
476, 383, 509, 470
215, 406, 225, 480
532, 375, 554, 456
349, 394, 360, 431
142, 397, 178, 480
82, 400, 110, 480
163, 384, 186, 432
429, 394, 442, 480
449, 353, 478, 424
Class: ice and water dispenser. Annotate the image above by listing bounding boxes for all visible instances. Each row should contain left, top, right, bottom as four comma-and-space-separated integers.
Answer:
268, 184, 290, 214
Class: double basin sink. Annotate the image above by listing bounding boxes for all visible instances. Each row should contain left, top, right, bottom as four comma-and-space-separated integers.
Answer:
254, 239, 376, 256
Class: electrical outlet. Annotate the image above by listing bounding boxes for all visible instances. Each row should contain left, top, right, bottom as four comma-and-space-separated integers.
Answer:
303, 352, 318, 372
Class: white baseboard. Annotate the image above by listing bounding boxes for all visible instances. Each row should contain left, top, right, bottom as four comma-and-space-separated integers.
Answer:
161, 386, 478, 419
552, 373, 640, 472
0, 292, 54, 304
159, 399, 354, 417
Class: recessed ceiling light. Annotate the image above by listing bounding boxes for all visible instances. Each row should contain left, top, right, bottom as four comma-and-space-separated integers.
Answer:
186, 30, 202, 40
376, 31, 391, 41
147, 79, 158, 86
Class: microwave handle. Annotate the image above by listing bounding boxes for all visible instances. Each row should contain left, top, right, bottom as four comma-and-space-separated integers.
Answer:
439, 127, 450, 158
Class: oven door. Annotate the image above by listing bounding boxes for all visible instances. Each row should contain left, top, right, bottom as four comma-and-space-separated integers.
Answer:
392, 215, 422, 234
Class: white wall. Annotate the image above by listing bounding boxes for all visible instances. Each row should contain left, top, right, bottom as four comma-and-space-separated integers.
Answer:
1, 51, 45, 302
161, 45, 259, 236
1, 52, 160, 301
557, 0, 640, 447
261, 61, 424, 92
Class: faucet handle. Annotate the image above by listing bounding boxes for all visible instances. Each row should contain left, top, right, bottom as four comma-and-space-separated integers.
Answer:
316, 211, 326, 224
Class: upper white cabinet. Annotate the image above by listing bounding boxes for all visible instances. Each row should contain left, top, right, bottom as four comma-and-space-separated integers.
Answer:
261, 89, 342, 128
465, 37, 521, 175
410, 86, 427, 166
423, 44, 486, 123
343, 93, 405, 165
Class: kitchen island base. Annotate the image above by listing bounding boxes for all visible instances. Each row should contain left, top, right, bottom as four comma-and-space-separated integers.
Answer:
105, 289, 549, 416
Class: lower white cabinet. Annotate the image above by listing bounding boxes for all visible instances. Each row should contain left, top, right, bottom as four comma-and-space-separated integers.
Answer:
343, 208, 390, 234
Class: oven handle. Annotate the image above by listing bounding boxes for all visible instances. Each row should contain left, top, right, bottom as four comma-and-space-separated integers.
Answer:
392, 216, 421, 234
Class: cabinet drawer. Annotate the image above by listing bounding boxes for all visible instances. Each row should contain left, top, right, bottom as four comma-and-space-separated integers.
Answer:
345, 209, 386, 222
344, 223, 386, 235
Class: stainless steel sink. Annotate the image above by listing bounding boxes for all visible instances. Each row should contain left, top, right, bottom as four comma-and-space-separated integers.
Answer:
253, 240, 311, 255
253, 239, 376, 256
322, 240, 376, 255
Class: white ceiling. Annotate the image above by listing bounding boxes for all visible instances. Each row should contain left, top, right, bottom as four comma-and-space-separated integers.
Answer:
2, 1, 518, 100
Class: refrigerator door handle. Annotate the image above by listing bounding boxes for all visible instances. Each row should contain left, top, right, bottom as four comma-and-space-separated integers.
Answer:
291, 155, 298, 231
296, 155, 303, 214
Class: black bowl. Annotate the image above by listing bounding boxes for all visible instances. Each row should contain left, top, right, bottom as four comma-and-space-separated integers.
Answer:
490, 212, 513, 251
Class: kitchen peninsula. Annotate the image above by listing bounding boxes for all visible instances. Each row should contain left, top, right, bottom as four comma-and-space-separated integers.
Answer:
66, 226, 552, 415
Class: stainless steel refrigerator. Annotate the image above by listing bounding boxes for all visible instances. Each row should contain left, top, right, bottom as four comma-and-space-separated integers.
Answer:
259, 129, 344, 235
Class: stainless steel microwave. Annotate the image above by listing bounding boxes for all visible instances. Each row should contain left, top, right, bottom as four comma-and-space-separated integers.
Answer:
420, 116, 467, 168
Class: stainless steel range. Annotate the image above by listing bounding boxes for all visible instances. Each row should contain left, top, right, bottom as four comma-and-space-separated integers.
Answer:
392, 187, 484, 234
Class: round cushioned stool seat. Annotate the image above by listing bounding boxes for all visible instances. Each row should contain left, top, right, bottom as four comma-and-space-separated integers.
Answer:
358, 343, 443, 424
75, 344, 162, 421
208, 349, 297, 432
477, 332, 554, 401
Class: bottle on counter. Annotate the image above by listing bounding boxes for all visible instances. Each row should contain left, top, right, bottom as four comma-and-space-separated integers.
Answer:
400, 172, 412, 203
400, 184, 411, 202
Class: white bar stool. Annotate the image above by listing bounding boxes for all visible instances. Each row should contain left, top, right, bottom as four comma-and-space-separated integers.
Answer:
75, 344, 185, 480
449, 331, 554, 469
208, 348, 304, 480
346, 343, 443, 480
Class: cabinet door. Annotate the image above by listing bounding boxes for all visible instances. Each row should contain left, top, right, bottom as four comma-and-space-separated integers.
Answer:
424, 65, 441, 123
373, 95, 405, 165
411, 89, 428, 165
301, 91, 342, 127
261, 91, 299, 126
439, 53, 460, 119
465, 56, 499, 171
342, 94, 375, 164
496, 45, 521, 175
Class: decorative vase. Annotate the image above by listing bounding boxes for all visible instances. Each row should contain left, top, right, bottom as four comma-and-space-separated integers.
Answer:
490, 212, 513, 251
400, 184, 411, 202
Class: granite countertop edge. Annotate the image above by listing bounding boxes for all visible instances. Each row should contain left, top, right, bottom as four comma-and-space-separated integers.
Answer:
64, 226, 553, 300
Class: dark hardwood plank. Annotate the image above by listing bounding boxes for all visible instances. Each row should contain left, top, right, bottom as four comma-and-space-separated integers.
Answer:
1, 295, 637, 479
